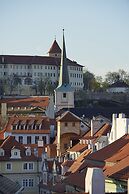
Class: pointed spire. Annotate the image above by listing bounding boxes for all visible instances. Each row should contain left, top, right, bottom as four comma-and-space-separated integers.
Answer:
58, 29, 69, 86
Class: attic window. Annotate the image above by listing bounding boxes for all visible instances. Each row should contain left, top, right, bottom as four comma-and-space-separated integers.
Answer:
14, 152, 18, 156
0, 149, 4, 156
63, 93, 66, 98
12, 125, 16, 130
72, 122, 75, 127
65, 122, 68, 127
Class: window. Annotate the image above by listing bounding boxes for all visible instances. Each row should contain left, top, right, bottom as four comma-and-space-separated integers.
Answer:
23, 179, 28, 187
29, 179, 34, 187
22, 179, 34, 187
23, 163, 28, 170
23, 162, 34, 170
6, 163, 12, 170
27, 136, 31, 144
35, 136, 39, 144
0, 149, 4, 156
65, 122, 68, 127
19, 136, 23, 144
29, 163, 33, 170
14, 152, 18, 156
72, 122, 75, 127
63, 93, 66, 98
42, 136, 46, 144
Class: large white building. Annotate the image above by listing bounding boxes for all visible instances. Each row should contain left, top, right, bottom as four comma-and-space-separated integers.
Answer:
0, 39, 84, 90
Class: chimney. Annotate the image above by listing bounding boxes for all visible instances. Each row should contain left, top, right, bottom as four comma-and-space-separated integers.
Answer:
90, 119, 94, 136
1, 103, 7, 118
1, 103, 8, 127
85, 167, 105, 194
119, 113, 125, 119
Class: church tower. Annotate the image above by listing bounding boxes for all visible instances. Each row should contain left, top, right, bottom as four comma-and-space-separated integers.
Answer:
48, 39, 61, 58
54, 30, 74, 112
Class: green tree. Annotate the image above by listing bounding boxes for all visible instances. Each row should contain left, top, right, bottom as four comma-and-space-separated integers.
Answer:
105, 69, 129, 85
83, 70, 95, 91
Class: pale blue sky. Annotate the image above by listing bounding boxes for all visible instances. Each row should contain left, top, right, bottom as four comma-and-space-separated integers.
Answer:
0, 0, 129, 77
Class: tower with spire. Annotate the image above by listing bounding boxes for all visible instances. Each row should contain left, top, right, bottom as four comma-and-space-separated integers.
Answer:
54, 30, 74, 112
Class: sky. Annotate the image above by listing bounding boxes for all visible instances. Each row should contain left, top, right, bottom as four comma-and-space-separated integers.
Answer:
0, 0, 129, 77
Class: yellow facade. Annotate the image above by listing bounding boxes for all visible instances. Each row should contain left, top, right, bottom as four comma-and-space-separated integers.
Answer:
0, 160, 41, 194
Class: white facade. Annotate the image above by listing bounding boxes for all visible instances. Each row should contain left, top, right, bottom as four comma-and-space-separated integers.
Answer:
109, 113, 129, 143
54, 89, 74, 112
85, 167, 105, 194
4, 132, 50, 145
0, 57, 83, 90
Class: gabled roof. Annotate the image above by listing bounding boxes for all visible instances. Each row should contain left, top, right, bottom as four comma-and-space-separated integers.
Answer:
104, 155, 129, 179
57, 111, 81, 122
48, 39, 61, 54
109, 80, 129, 88
86, 134, 129, 163
67, 143, 88, 153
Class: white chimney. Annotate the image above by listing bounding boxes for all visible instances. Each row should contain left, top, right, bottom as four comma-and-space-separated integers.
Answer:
119, 113, 125, 119
85, 167, 105, 194
91, 119, 94, 136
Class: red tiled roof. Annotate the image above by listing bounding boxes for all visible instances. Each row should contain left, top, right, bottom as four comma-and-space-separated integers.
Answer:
86, 134, 129, 163
57, 111, 81, 122
61, 160, 74, 167
48, 40, 61, 54
93, 123, 111, 137
64, 168, 86, 190
0, 55, 83, 67
0, 136, 38, 161
3, 115, 50, 134
67, 143, 88, 153
104, 155, 129, 179
0, 96, 49, 109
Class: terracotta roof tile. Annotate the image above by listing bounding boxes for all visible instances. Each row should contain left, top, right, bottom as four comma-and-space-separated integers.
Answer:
0, 96, 50, 109
104, 155, 129, 179
57, 111, 81, 122
48, 40, 61, 54
0, 55, 83, 67
67, 143, 88, 153
4, 115, 50, 134
0, 136, 38, 161
86, 135, 129, 163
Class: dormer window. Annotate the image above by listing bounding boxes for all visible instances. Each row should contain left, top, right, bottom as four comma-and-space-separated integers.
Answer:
72, 122, 75, 127
65, 122, 68, 127
63, 93, 66, 98
25, 147, 31, 156
12, 125, 16, 130
11, 148, 21, 159
36, 125, 40, 130
14, 152, 18, 156
0, 148, 4, 156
